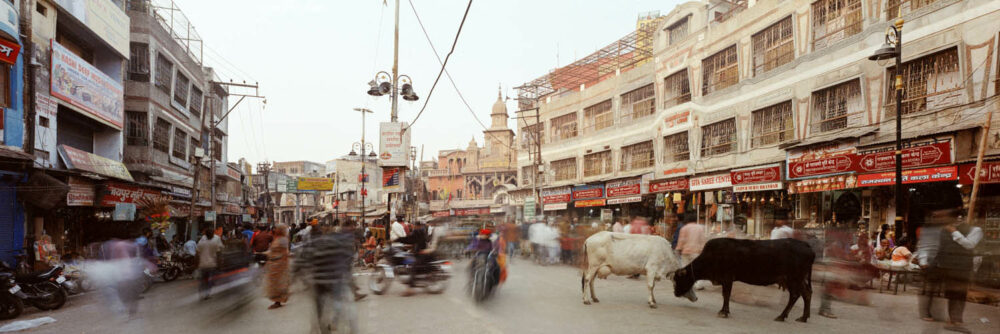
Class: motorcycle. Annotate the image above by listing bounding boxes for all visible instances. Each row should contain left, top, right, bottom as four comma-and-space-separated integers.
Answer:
157, 253, 181, 282
468, 251, 499, 302
0, 272, 24, 320
368, 247, 451, 295
0, 263, 68, 311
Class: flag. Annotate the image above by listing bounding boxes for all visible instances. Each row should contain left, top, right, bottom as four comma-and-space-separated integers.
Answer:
333, 200, 339, 208
358, 173, 369, 183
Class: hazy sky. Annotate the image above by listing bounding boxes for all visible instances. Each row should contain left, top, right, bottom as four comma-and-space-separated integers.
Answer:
172, 0, 683, 170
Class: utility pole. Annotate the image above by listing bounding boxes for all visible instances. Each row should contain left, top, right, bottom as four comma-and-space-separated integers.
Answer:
516, 106, 543, 216
258, 162, 272, 225
391, 0, 400, 122
187, 94, 210, 239
208, 81, 265, 229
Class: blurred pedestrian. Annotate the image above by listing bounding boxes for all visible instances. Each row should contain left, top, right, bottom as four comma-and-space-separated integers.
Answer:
612, 220, 624, 233
622, 220, 632, 234
770, 212, 794, 240
936, 212, 983, 333
252, 225, 274, 264
196, 228, 224, 300
266, 224, 291, 309
389, 218, 407, 243
675, 214, 706, 290
917, 214, 944, 322
631, 217, 651, 235
295, 227, 358, 333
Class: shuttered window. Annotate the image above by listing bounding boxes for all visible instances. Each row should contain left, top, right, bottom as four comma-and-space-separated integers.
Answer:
702, 45, 739, 95
701, 119, 737, 156
750, 101, 794, 147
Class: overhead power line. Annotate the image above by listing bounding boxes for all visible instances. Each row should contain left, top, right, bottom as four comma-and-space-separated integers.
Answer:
404, 0, 473, 131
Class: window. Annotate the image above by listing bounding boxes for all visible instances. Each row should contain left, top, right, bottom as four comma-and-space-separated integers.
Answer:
583, 151, 613, 177
752, 16, 794, 76
550, 112, 578, 141
885, 47, 962, 117
620, 141, 654, 171
812, 0, 862, 50
213, 136, 223, 161
39, 116, 49, 128
702, 45, 739, 95
189, 88, 203, 117
701, 118, 737, 156
667, 16, 690, 46
663, 70, 691, 108
750, 101, 794, 147
811, 80, 862, 133
152, 118, 171, 153
621, 84, 655, 122
36, 3, 46, 16
520, 123, 543, 149
552, 158, 577, 181
174, 73, 190, 107
128, 43, 149, 82
190, 137, 200, 160
582, 100, 613, 133
172, 128, 187, 160
155, 54, 173, 93
662, 132, 690, 163
521, 165, 537, 185
125, 111, 148, 146
886, 0, 940, 19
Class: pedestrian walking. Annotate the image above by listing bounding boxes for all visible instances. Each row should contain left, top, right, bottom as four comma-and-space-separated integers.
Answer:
266, 224, 292, 309
675, 213, 706, 290
196, 228, 224, 300
295, 226, 359, 333
612, 220, 624, 233
934, 211, 983, 334
770, 210, 794, 240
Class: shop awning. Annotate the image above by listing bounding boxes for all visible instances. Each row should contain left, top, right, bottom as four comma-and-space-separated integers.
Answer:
858, 124, 979, 147
781, 126, 877, 150
57, 145, 134, 182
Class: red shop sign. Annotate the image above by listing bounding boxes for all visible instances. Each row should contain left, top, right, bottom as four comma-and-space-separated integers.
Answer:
787, 175, 856, 194
731, 163, 782, 185
574, 199, 606, 208
100, 183, 166, 207
455, 208, 490, 216
572, 184, 604, 200
857, 166, 958, 187
0, 38, 21, 66
857, 142, 952, 173
649, 178, 688, 193
432, 211, 451, 217
958, 162, 1000, 184
606, 178, 641, 198
540, 187, 572, 203
788, 155, 857, 179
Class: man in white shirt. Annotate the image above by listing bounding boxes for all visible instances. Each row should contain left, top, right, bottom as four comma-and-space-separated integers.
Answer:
770, 211, 794, 240
390, 219, 407, 243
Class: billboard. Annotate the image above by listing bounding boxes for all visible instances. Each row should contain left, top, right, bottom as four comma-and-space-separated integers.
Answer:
382, 167, 404, 193
379, 122, 411, 167
51, 41, 124, 129
296, 177, 334, 191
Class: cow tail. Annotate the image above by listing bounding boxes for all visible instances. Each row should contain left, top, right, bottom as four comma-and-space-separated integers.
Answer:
580, 242, 588, 290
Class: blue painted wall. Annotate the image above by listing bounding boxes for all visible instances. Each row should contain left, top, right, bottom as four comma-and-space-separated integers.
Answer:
0, 11, 22, 148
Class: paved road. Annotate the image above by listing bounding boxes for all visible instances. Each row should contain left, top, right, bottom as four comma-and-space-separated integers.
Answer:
5, 259, 999, 333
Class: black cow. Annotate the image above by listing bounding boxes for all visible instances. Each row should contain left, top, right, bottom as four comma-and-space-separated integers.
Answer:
673, 238, 815, 322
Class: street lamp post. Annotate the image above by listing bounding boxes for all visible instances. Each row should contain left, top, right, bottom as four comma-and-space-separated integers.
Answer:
350, 108, 376, 228
869, 18, 905, 236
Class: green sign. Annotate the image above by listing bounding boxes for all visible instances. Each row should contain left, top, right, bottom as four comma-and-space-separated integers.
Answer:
286, 179, 298, 193
524, 197, 536, 220
205, 211, 216, 222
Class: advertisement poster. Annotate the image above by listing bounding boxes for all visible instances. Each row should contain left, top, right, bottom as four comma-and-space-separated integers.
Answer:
540, 186, 571, 203
379, 122, 411, 167
297, 177, 334, 191
51, 41, 124, 129
382, 167, 404, 193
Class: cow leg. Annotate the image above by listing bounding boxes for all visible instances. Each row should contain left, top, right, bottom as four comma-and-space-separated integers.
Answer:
776, 288, 800, 322
646, 273, 657, 308
718, 281, 732, 318
589, 273, 599, 303
582, 268, 594, 305
796, 279, 812, 323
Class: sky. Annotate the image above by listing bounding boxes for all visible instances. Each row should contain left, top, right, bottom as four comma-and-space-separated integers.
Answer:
171, 0, 684, 171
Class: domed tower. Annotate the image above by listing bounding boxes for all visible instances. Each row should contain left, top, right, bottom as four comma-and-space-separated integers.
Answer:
483, 87, 515, 169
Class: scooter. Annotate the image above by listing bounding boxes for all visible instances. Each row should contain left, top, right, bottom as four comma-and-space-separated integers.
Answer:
368, 247, 451, 295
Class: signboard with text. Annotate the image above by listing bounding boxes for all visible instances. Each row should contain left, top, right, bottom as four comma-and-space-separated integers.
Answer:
378, 122, 411, 167
574, 199, 606, 208
731, 163, 782, 185
786, 141, 857, 179
856, 141, 952, 173
58, 145, 133, 181
66, 176, 94, 206
540, 186, 571, 203
51, 41, 124, 129
959, 162, 1000, 184
572, 184, 604, 200
689, 173, 732, 191
649, 178, 688, 193
787, 175, 856, 194
605, 177, 641, 198
382, 168, 403, 193
857, 166, 958, 187
297, 177, 334, 191
543, 202, 568, 211
98, 183, 166, 207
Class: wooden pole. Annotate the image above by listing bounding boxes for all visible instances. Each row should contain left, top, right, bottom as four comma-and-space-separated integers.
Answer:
967, 106, 995, 225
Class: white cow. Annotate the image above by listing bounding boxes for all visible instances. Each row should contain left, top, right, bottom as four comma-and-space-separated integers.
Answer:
581, 231, 696, 308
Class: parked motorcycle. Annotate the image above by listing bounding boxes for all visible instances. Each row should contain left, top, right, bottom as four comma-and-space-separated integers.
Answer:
0, 272, 24, 320
157, 253, 181, 282
368, 247, 451, 295
59, 261, 92, 295
0, 263, 68, 311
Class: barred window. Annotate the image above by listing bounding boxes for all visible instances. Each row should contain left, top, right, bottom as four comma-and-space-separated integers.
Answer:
128, 43, 149, 82
620, 141, 654, 171
752, 16, 794, 76
125, 111, 148, 146
582, 100, 613, 133
552, 158, 577, 182
702, 45, 738, 95
812, 0, 862, 50
550, 112, 578, 141
663, 70, 691, 108
701, 118, 737, 157
154, 53, 172, 94
521, 123, 544, 149
583, 151, 613, 177
174, 73, 190, 108
811, 80, 862, 133
886, 0, 940, 19
152, 118, 171, 153
521, 165, 537, 186
662, 132, 690, 163
751, 101, 794, 147
667, 16, 690, 46
621, 84, 655, 122
189, 88, 203, 117
213, 133, 223, 161
172, 128, 187, 160
885, 47, 962, 117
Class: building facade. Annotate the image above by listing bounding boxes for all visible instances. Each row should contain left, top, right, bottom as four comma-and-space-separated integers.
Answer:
516, 0, 1000, 244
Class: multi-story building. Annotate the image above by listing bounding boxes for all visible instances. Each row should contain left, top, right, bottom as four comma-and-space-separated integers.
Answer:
270, 160, 324, 224
516, 0, 1000, 243
273, 160, 325, 177
323, 155, 383, 221
426, 92, 518, 217
0, 0, 30, 264
123, 0, 228, 239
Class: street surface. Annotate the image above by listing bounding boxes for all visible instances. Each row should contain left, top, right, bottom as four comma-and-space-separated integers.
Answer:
5, 259, 999, 334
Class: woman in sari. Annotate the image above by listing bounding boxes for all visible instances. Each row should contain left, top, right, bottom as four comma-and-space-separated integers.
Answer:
266, 224, 291, 309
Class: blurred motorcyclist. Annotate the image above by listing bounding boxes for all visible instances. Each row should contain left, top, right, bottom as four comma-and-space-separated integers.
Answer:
396, 221, 433, 297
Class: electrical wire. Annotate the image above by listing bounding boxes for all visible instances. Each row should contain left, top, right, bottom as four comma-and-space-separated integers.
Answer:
404, 0, 473, 132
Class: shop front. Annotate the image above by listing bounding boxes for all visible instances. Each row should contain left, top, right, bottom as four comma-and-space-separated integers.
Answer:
571, 184, 606, 225
605, 177, 644, 221
958, 161, 1000, 290
731, 163, 786, 237
540, 186, 571, 220
689, 172, 734, 233
648, 177, 689, 237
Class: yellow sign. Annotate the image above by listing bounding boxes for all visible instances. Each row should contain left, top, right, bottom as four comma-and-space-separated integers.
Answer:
296, 177, 334, 191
